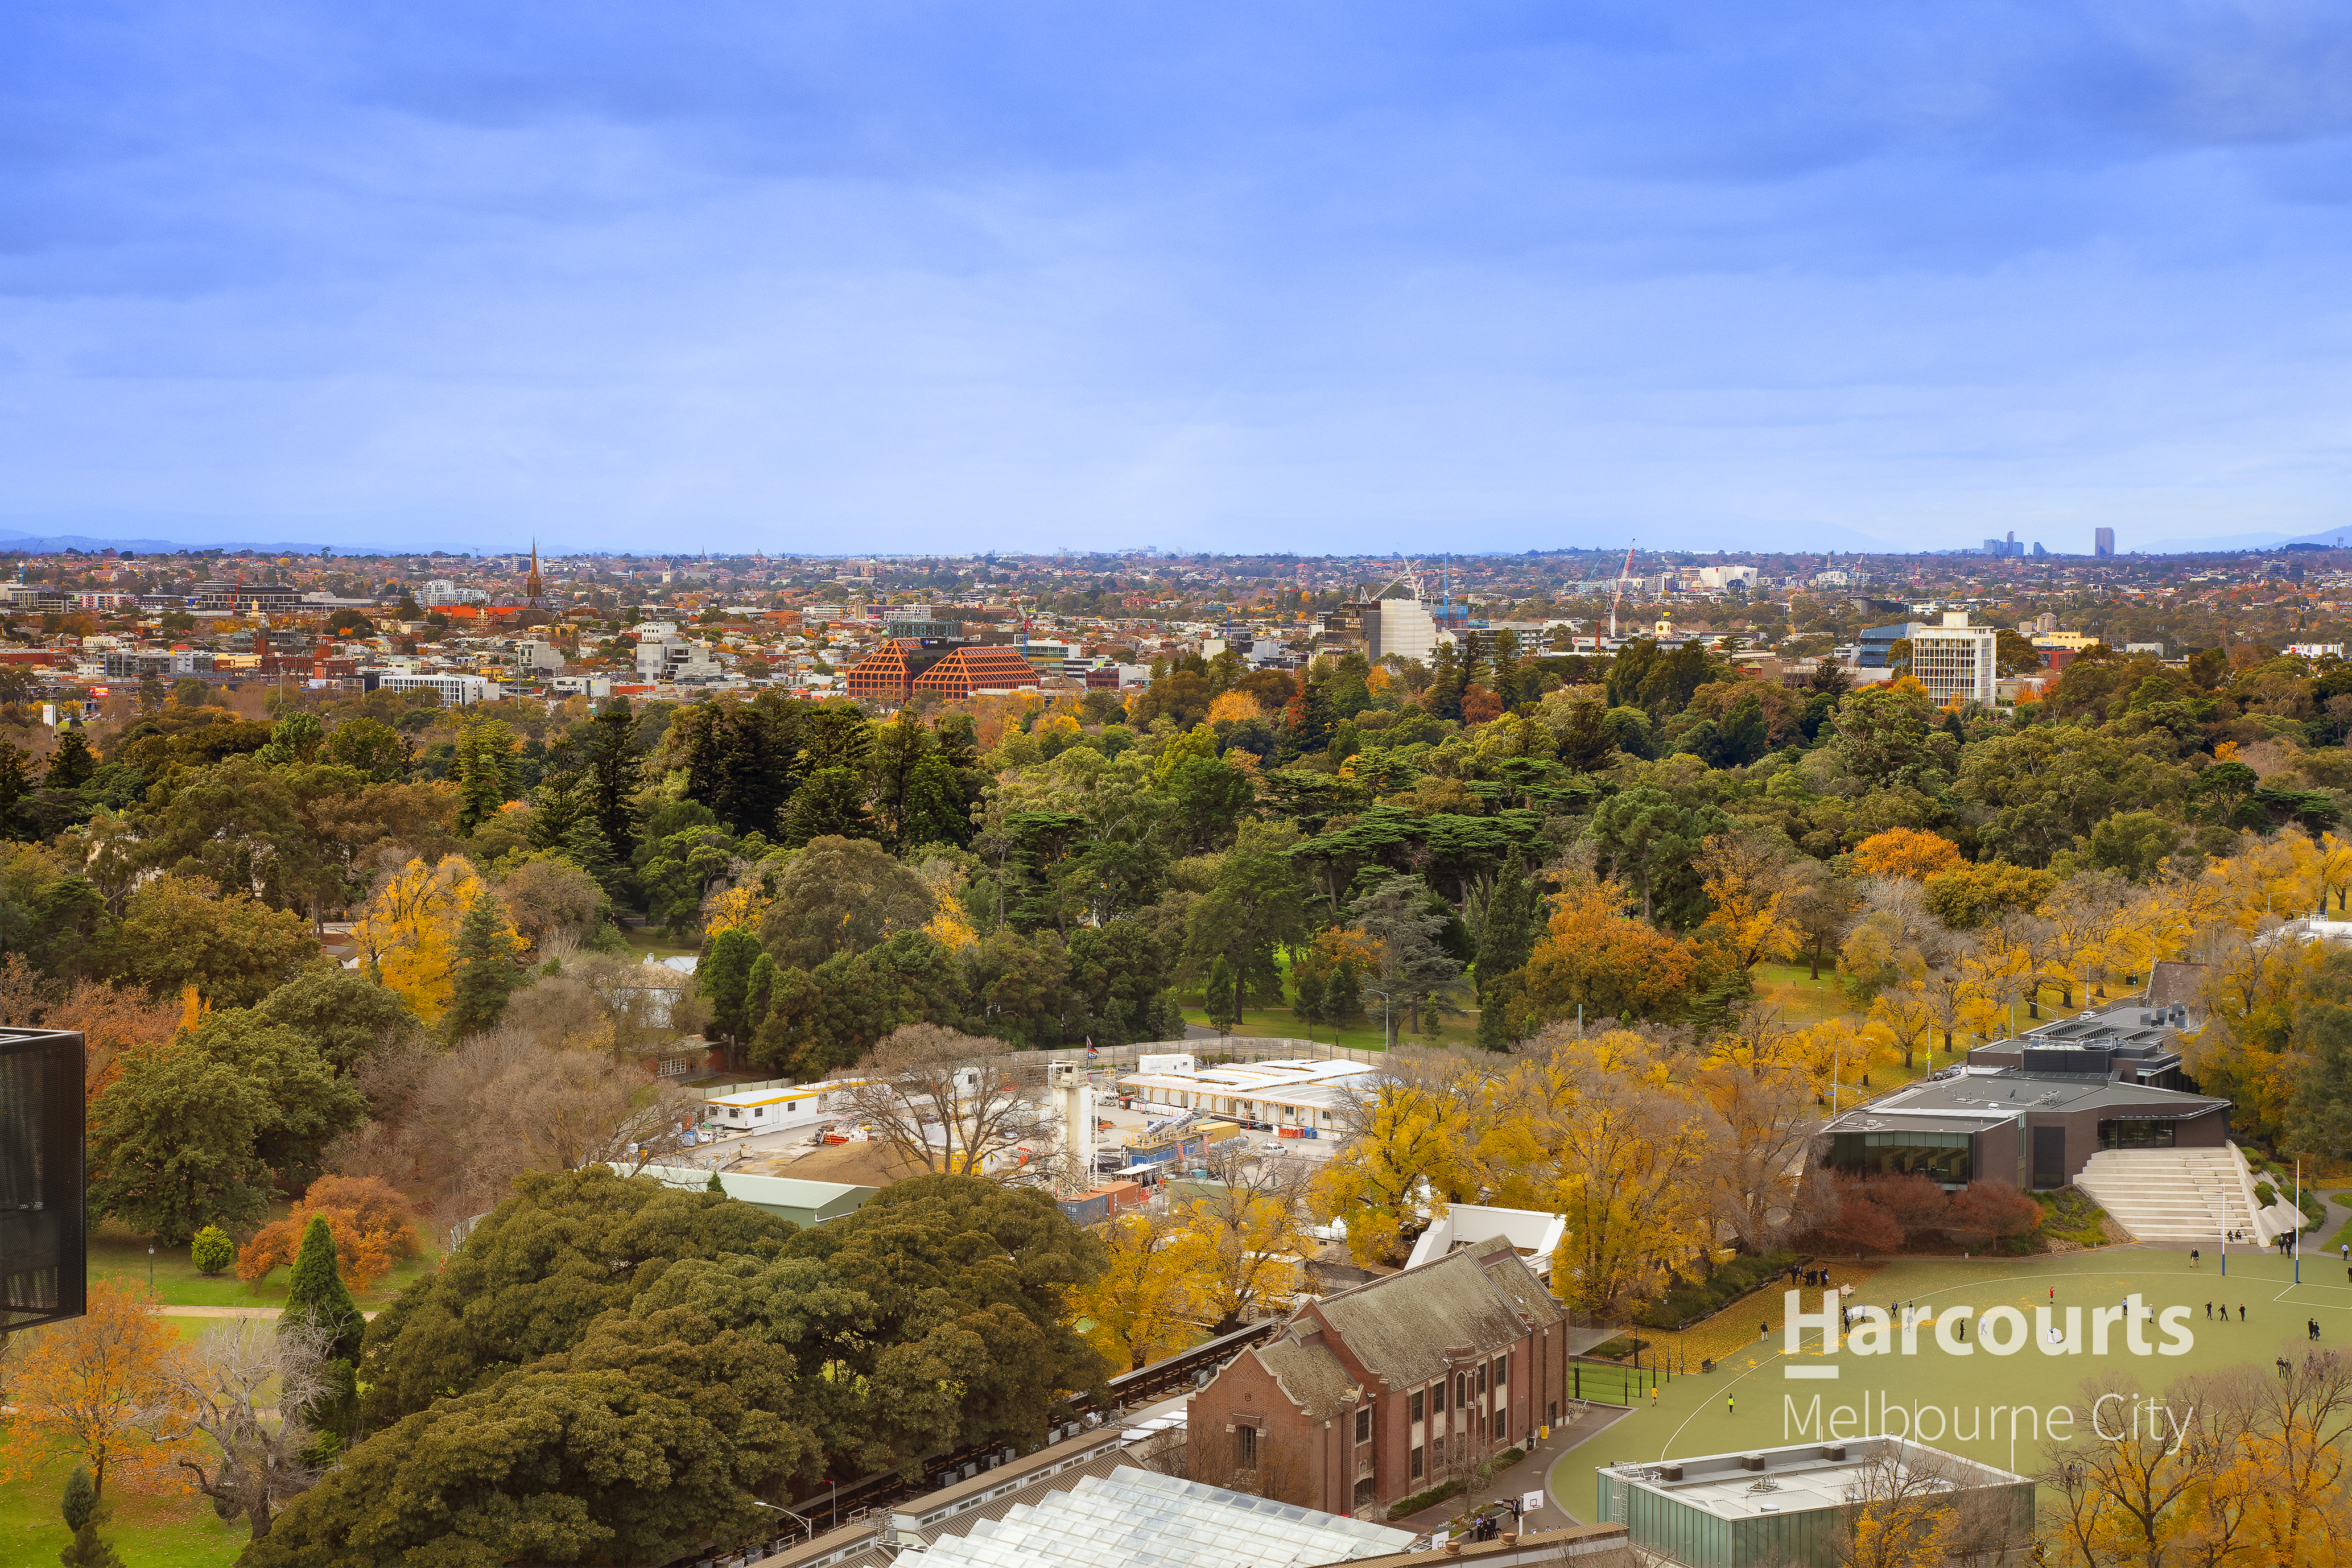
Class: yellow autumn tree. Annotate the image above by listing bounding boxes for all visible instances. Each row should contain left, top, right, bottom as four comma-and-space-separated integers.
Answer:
1695, 831, 1798, 971
1066, 1210, 1197, 1373
1204, 690, 1263, 726
1310, 1075, 1466, 1266
0, 1279, 193, 1501
702, 881, 771, 940
349, 854, 502, 1024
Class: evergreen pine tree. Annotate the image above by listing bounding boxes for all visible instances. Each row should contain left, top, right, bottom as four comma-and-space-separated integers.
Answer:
1204, 954, 1239, 1037
46, 728, 97, 790
705, 1169, 725, 1194
444, 893, 519, 1041
0, 740, 31, 812
283, 1214, 362, 1363
452, 723, 514, 836
584, 698, 641, 863
1475, 855, 1540, 1005
283, 1213, 362, 1447
59, 1467, 122, 1568
699, 927, 762, 1043
1292, 963, 1326, 1025
1328, 958, 1363, 1027
61, 1467, 96, 1532
744, 953, 777, 1039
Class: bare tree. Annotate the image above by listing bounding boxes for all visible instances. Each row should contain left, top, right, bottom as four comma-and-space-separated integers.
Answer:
325, 1028, 700, 1240
1700, 1056, 1833, 1252
1917, 952, 1976, 1062
847, 1024, 1044, 1178
157, 1319, 335, 1542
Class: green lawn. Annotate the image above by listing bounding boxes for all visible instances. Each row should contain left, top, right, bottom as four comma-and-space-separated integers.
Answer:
1175, 1001, 1494, 1053
1550, 1249, 2344, 1512
0, 1435, 247, 1568
86, 1216, 440, 1311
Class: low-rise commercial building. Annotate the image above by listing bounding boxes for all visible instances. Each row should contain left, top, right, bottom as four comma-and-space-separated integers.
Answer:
1595, 1438, 2032, 1568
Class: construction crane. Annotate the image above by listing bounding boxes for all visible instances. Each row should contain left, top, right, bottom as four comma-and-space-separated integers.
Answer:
1609, 540, 1638, 641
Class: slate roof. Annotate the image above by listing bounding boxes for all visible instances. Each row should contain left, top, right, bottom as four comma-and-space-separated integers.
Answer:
1280, 1238, 1562, 1398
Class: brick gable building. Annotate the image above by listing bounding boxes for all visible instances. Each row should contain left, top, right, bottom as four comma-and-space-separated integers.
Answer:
1187, 1237, 1571, 1520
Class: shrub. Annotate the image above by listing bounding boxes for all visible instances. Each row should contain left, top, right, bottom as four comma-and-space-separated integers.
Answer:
1635, 1250, 1797, 1329
189, 1224, 236, 1276
1388, 1479, 1466, 1521
2256, 1183, 2278, 1208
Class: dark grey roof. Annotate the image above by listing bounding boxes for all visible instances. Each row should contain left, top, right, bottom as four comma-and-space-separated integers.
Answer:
1300, 1239, 1561, 1394
1825, 1068, 2226, 1134
1255, 1333, 1359, 1420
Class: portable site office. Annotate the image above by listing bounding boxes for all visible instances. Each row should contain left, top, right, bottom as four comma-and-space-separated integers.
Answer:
701, 1079, 865, 1136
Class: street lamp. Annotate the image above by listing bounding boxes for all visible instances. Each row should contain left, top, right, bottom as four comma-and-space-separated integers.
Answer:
748, 1499, 815, 1546
1364, 987, 1394, 1050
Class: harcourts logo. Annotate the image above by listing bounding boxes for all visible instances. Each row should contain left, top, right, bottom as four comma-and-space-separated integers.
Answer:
1777, 1290, 2194, 1380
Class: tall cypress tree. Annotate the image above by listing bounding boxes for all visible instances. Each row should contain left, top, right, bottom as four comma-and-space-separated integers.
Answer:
46, 728, 97, 790
1204, 954, 1240, 1036
1327, 958, 1363, 1028
283, 1214, 361, 1361
282, 1214, 362, 1447
743, 953, 777, 1040
585, 698, 640, 864
1476, 855, 1540, 1000
699, 927, 762, 1043
445, 894, 519, 1041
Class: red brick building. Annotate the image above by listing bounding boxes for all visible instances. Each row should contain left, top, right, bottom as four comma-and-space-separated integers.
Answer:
1187, 1238, 1570, 1520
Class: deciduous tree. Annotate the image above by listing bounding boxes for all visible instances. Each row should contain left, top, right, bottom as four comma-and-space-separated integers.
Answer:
0, 1280, 191, 1501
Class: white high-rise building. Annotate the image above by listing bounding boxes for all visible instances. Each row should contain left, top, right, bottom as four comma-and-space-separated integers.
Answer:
1364, 594, 1436, 665
1909, 611, 1998, 705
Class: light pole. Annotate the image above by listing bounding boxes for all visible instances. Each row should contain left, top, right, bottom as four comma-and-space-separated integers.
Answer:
1364, 987, 1393, 1050
748, 1499, 814, 1547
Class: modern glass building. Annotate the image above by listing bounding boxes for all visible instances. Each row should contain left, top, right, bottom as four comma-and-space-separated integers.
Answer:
1595, 1438, 2032, 1568
1, 1028, 85, 1335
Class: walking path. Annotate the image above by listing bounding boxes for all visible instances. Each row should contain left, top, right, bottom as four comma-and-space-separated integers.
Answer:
158, 1305, 379, 1320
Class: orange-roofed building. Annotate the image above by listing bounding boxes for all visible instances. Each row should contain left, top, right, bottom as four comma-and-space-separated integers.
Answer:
844, 641, 1044, 704
843, 638, 932, 703
914, 644, 1044, 700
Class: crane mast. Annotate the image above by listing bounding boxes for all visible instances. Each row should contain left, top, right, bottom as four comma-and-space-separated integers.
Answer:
1609, 540, 1637, 641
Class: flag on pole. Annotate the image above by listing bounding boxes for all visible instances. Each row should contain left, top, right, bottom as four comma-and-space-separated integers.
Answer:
1084, 1038, 1098, 1059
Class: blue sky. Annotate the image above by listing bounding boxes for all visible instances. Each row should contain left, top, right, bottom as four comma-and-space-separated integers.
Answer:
5, 2, 2351, 556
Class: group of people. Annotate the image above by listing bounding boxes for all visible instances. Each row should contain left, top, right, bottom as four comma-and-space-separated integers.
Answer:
2204, 1303, 2247, 1321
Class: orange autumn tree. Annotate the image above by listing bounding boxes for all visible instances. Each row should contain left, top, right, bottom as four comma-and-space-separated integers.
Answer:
0, 955, 180, 1108
235, 1175, 420, 1294
0, 1279, 193, 1501
1850, 826, 1965, 882
1508, 876, 1697, 1030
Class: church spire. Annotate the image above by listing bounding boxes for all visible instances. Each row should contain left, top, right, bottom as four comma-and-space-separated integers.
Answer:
525, 539, 543, 602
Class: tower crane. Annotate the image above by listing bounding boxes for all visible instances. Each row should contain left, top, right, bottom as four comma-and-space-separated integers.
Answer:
1609, 540, 1638, 641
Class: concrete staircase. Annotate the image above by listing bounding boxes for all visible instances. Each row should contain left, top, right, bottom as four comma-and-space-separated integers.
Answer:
2072, 1148, 2261, 1242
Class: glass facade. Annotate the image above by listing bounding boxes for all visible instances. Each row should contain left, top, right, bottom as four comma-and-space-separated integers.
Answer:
1, 1030, 85, 1335
1827, 1129, 1972, 1184
2099, 1119, 2175, 1150
1598, 1463, 2036, 1568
